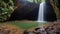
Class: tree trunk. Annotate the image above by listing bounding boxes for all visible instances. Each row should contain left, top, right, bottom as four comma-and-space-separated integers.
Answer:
50, 0, 60, 19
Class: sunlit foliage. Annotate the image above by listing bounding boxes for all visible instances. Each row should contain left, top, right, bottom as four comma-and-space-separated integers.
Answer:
0, 0, 14, 22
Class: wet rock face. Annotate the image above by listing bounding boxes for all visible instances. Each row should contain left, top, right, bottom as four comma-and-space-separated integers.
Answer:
8, 2, 39, 21
44, 0, 57, 22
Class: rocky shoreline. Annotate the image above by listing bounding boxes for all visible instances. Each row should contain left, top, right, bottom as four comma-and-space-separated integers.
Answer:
0, 20, 60, 34
23, 20, 60, 34
0, 24, 23, 34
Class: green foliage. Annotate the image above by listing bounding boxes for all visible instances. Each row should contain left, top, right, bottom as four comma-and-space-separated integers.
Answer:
27, 0, 45, 3
0, 0, 14, 22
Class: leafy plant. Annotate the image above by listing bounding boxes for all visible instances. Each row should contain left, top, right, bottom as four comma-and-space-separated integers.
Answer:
0, 0, 15, 22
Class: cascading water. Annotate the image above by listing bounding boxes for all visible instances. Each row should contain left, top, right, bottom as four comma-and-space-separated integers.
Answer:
37, 2, 46, 23
37, 2, 46, 27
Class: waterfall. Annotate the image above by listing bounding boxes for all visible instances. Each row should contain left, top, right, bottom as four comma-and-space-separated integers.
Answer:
37, 2, 46, 23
